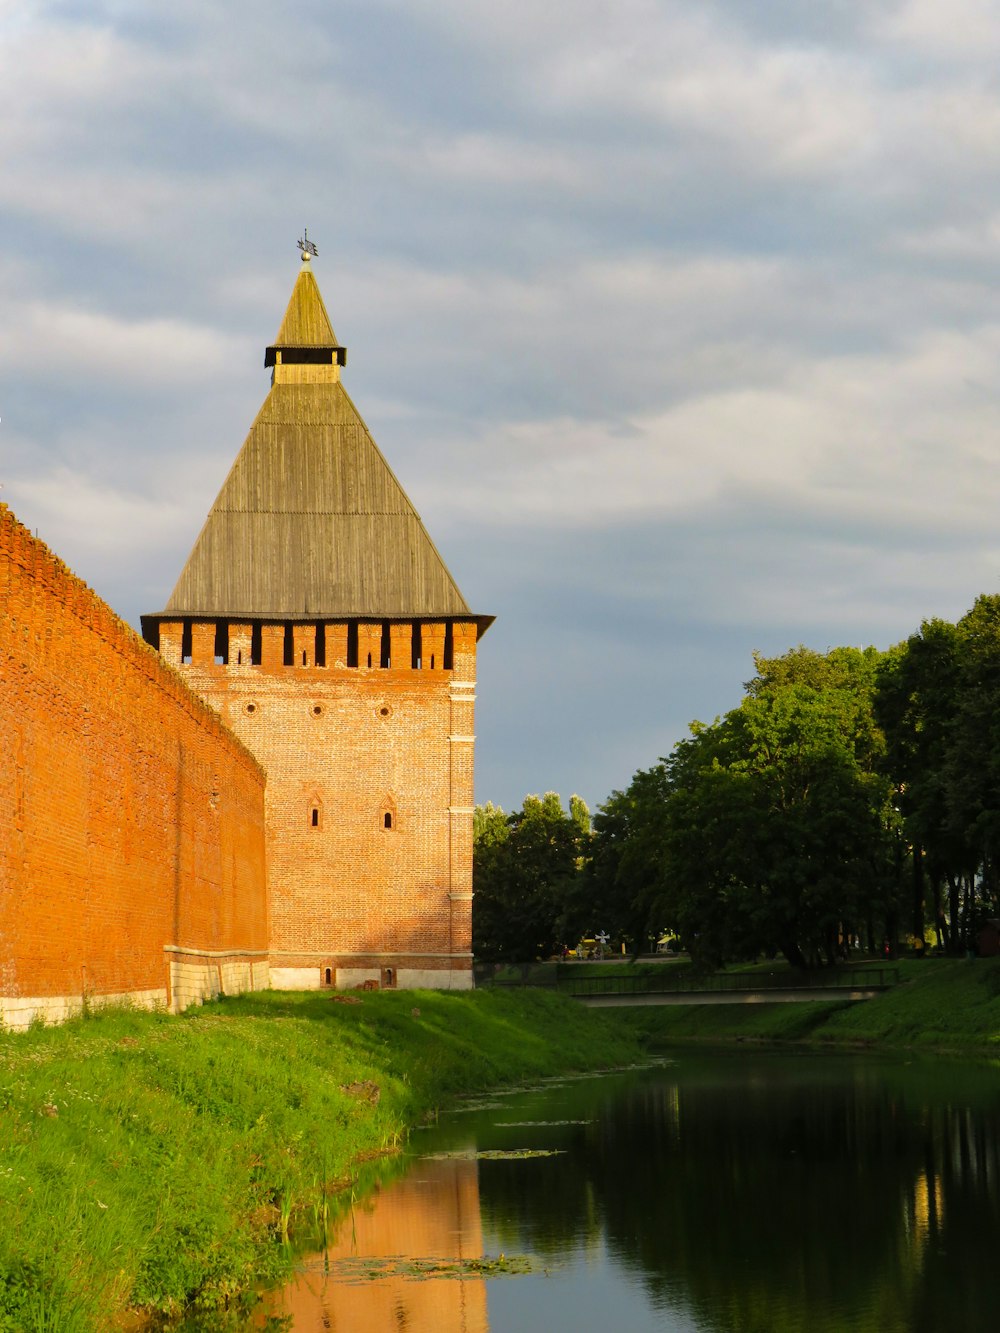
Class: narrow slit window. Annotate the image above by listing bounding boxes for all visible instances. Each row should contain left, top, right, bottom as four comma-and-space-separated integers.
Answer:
381, 621, 391, 668
412, 624, 422, 670
384, 811, 393, 830
325, 967, 332, 985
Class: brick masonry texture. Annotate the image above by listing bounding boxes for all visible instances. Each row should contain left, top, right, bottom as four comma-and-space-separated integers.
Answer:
163, 617, 477, 990
0, 505, 269, 1027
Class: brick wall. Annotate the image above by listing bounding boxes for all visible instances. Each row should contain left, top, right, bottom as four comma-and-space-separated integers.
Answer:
158, 616, 477, 991
0, 505, 269, 1029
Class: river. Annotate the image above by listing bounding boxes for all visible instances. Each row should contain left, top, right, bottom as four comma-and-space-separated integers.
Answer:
254, 1050, 1000, 1332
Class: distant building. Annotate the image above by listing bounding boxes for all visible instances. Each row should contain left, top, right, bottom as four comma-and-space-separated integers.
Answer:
142, 253, 492, 991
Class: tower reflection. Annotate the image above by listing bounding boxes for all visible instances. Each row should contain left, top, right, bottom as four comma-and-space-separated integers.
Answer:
259, 1154, 488, 1332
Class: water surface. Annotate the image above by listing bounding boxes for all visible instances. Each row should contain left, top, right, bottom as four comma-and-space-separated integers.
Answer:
258, 1051, 1000, 1332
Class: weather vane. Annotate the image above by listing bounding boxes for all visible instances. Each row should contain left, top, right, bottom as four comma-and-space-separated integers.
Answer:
297, 228, 318, 262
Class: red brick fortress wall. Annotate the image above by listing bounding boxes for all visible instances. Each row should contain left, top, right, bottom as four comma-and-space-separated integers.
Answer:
157, 616, 478, 991
0, 505, 269, 1029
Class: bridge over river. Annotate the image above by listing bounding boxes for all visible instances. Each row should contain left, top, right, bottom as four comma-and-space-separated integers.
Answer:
481, 964, 901, 1008
565, 967, 900, 1007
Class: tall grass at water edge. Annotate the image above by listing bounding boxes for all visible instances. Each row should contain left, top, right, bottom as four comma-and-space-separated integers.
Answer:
0, 988, 644, 1331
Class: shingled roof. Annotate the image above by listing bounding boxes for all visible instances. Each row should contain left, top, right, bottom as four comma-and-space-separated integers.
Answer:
147, 261, 483, 625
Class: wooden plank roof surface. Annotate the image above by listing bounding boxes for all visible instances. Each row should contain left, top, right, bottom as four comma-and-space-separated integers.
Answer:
272, 264, 339, 346
159, 380, 473, 619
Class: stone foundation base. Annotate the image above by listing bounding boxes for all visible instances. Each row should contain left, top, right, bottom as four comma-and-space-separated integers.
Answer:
268, 967, 321, 991
269, 957, 474, 993
0, 988, 167, 1033
166, 952, 270, 1013
335, 966, 473, 991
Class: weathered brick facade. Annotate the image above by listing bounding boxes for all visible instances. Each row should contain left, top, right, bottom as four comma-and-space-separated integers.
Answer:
157, 618, 477, 990
0, 505, 269, 1031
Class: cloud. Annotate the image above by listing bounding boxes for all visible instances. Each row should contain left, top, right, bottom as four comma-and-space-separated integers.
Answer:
0, 297, 252, 386
871, 0, 1000, 60
408, 318, 1000, 548
385, 131, 586, 192
7, 0, 1000, 810
12, 466, 189, 558
897, 215, 1000, 259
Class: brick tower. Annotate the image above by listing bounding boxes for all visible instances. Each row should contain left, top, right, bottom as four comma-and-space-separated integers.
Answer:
143, 250, 491, 991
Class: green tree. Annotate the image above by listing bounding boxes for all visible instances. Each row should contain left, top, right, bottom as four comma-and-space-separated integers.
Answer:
472, 793, 588, 962
587, 764, 673, 954
599, 646, 900, 969
875, 598, 1000, 951
948, 595, 1000, 919
875, 620, 965, 951
723, 646, 899, 964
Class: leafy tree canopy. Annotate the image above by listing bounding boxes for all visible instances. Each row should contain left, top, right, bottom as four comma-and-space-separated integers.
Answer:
473, 793, 591, 963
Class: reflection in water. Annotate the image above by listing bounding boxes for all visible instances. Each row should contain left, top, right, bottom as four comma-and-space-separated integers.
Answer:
258, 1156, 488, 1333
260, 1054, 1000, 1333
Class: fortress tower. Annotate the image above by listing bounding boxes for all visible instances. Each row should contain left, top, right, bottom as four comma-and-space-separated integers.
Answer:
142, 251, 491, 991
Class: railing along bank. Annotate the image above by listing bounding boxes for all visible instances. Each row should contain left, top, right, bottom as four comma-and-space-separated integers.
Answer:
474, 964, 901, 996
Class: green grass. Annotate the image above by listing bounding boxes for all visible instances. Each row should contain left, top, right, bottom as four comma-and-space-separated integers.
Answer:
4, 961, 999, 1329
0, 988, 644, 1331
815, 956, 1000, 1047
619, 956, 1000, 1052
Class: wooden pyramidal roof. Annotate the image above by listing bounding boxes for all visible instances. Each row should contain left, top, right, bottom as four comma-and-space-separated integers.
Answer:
148, 259, 485, 627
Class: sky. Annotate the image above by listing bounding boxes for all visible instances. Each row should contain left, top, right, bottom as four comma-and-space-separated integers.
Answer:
4, 0, 1000, 816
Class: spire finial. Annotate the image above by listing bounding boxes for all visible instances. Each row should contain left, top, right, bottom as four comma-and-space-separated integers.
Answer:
297, 229, 318, 263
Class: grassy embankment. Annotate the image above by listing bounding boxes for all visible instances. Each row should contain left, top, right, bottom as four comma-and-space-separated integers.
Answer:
616, 955, 1000, 1050
0, 987, 646, 1331
4, 961, 1000, 1330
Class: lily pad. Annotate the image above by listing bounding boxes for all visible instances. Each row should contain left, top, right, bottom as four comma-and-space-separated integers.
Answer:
321, 1253, 535, 1282
444, 1100, 506, 1113
423, 1148, 566, 1161
493, 1119, 594, 1127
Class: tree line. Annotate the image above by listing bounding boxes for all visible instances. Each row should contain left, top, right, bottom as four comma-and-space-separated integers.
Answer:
473, 594, 1000, 967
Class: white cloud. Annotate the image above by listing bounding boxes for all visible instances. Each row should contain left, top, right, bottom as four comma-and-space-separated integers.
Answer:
872, 0, 1000, 59
896, 214, 1000, 260
401, 0, 881, 180
386, 131, 585, 191
0, 298, 252, 386
9, 465, 190, 562
425, 324, 1000, 542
